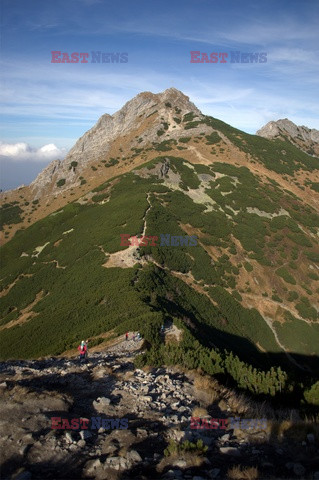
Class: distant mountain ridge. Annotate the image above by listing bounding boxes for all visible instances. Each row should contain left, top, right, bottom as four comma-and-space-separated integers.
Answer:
257, 118, 319, 156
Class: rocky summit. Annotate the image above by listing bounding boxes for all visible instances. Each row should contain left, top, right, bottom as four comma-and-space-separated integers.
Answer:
1, 337, 318, 480
257, 118, 319, 157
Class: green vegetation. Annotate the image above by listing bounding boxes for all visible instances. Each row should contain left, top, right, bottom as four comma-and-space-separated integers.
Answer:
274, 312, 319, 355
205, 132, 221, 145
288, 291, 298, 302
0, 203, 23, 230
272, 294, 283, 303
155, 140, 177, 152
304, 381, 319, 406
183, 112, 196, 122
56, 179, 66, 187
295, 297, 318, 321
164, 439, 208, 457
306, 251, 319, 263
92, 193, 109, 203
244, 262, 253, 272
276, 267, 296, 285
105, 158, 119, 167
184, 121, 200, 130
307, 181, 319, 193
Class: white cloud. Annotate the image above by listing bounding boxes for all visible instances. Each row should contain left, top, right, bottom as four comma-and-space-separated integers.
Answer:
0, 142, 67, 162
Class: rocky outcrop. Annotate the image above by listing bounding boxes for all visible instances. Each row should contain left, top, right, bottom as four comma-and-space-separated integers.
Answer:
30, 159, 62, 199
257, 118, 319, 156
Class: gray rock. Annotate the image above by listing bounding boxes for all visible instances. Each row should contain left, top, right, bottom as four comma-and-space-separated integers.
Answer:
77, 439, 86, 448
19, 445, 30, 456
220, 433, 230, 442
127, 449, 142, 463
169, 429, 185, 442
85, 458, 102, 473
293, 463, 305, 476
136, 428, 148, 438
65, 432, 73, 443
97, 396, 111, 405
106, 456, 122, 470
173, 459, 187, 468
164, 469, 179, 478
219, 446, 241, 457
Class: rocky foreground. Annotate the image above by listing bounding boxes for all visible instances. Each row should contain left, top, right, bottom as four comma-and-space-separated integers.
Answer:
0, 339, 318, 480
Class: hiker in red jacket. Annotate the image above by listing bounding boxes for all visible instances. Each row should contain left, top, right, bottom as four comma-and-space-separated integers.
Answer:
125, 332, 129, 341
78, 340, 87, 362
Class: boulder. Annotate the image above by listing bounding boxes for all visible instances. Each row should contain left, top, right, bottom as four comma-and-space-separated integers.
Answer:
220, 446, 241, 457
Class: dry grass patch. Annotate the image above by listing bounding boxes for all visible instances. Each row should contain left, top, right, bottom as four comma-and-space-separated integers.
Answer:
224, 392, 250, 416
157, 454, 204, 472
192, 406, 208, 418
91, 365, 114, 380
227, 465, 259, 480
121, 370, 135, 381
157, 451, 206, 473
141, 365, 153, 374
193, 373, 220, 406
270, 419, 319, 443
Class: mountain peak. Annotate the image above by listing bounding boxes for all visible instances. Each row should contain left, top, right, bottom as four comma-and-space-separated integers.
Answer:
30, 88, 202, 198
257, 118, 319, 156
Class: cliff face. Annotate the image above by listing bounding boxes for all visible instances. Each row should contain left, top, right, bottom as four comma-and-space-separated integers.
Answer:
257, 118, 319, 156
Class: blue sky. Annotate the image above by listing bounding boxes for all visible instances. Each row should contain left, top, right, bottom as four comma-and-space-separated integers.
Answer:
1, 0, 318, 190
